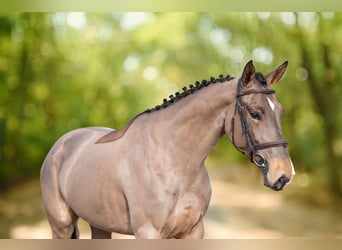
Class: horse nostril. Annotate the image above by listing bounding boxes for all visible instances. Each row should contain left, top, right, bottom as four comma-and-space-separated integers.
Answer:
274, 175, 290, 191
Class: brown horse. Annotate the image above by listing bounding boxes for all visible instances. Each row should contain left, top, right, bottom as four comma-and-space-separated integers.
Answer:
40, 61, 295, 239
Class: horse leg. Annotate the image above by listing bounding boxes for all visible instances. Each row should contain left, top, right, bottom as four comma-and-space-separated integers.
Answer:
45, 201, 80, 239
71, 223, 80, 239
41, 170, 80, 238
182, 219, 205, 239
90, 225, 112, 239
134, 224, 161, 239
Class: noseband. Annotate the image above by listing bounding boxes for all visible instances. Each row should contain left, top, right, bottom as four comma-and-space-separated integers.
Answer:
230, 79, 288, 176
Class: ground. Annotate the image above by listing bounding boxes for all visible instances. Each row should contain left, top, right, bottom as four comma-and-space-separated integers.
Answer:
1, 165, 342, 239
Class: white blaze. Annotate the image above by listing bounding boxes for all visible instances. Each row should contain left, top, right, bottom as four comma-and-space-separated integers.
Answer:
267, 97, 275, 111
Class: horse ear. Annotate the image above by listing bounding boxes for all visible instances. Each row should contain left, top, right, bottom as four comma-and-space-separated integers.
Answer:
241, 60, 256, 87
266, 61, 288, 84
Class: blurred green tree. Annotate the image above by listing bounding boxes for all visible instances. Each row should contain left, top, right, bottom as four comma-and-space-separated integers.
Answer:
0, 12, 341, 197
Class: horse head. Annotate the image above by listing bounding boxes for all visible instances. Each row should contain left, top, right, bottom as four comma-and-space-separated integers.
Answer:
226, 61, 295, 191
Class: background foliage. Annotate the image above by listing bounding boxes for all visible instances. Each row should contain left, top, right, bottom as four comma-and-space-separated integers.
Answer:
0, 12, 341, 197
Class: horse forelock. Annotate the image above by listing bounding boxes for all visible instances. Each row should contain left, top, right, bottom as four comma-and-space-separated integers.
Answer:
255, 72, 267, 86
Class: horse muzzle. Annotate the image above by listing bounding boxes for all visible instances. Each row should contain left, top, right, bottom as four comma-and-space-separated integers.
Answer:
265, 175, 290, 191
258, 156, 294, 191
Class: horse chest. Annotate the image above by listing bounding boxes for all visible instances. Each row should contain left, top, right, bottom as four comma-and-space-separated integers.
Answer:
125, 167, 211, 238
161, 193, 206, 238
155, 172, 211, 238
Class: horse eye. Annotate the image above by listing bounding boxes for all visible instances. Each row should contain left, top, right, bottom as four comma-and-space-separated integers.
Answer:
250, 112, 261, 120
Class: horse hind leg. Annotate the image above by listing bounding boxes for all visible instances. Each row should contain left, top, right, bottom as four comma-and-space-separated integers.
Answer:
45, 200, 80, 239
41, 141, 82, 238
71, 224, 79, 239
41, 168, 80, 238
90, 225, 112, 239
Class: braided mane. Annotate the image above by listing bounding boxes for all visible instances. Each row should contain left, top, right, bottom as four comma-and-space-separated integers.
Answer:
144, 74, 235, 114
96, 74, 234, 144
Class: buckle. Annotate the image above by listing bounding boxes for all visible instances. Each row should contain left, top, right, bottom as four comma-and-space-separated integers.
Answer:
253, 153, 267, 168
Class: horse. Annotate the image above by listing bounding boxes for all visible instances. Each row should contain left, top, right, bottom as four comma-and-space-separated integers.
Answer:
40, 60, 295, 239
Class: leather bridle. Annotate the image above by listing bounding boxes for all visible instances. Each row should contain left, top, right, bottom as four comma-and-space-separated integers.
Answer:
230, 78, 288, 176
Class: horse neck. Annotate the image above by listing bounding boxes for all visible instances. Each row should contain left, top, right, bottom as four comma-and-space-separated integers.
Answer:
149, 78, 238, 165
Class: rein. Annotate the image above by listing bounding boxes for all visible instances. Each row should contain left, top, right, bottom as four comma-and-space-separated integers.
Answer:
231, 79, 288, 176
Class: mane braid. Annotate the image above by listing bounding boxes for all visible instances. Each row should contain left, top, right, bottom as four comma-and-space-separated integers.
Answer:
96, 74, 234, 143
144, 74, 234, 114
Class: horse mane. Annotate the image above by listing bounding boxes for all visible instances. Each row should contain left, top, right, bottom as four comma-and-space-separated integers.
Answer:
144, 74, 234, 113
96, 74, 234, 144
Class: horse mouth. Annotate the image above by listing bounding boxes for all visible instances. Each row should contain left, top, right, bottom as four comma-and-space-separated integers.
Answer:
265, 183, 284, 191
264, 175, 290, 191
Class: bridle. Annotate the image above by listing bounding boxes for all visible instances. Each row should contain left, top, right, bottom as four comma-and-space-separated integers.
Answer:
230, 78, 288, 176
